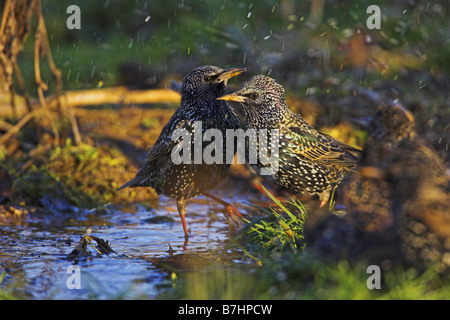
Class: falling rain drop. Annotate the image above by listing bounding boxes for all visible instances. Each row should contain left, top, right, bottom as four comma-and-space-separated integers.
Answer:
145, 16, 151, 22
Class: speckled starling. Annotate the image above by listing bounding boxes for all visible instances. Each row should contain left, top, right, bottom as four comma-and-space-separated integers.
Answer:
218, 75, 360, 207
344, 91, 448, 230
307, 91, 450, 272
118, 65, 246, 239
342, 99, 419, 233
373, 103, 449, 274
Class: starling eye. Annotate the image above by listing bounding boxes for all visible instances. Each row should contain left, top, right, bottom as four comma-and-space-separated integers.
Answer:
203, 75, 212, 82
248, 92, 259, 100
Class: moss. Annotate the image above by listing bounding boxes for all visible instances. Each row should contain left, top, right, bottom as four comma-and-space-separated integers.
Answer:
1, 138, 158, 211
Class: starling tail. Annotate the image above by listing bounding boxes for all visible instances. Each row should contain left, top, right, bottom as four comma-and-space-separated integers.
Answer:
116, 177, 141, 190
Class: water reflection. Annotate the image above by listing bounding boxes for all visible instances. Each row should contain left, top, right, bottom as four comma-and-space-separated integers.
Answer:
0, 192, 250, 299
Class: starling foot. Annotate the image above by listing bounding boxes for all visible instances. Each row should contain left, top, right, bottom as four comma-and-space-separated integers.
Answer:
202, 192, 244, 223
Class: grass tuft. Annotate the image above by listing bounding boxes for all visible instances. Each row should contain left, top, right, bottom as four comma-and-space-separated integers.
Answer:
238, 185, 308, 252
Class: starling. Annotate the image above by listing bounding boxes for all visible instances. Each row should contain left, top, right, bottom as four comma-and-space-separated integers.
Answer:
342, 98, 419, 233
374, 103, 449, 274
344, 90, 447, 228
218, 75, 360, 206
307, 90, 450, 272
118, 65, 246, 239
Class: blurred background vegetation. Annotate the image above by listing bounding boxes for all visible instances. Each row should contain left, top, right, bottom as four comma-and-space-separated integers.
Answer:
1, 0, 449, 300
25, 0, 450, 89
22, 0, 449, 157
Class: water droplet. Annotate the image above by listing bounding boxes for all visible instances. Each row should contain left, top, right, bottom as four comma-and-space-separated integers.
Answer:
145, 16, 151, 22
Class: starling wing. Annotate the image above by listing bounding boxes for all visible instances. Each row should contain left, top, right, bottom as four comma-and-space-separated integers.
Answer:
117, 116, 195, 190
285, 120, 360, 167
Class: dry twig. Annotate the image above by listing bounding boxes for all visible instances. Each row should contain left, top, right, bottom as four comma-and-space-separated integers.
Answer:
0, 87, 180, 145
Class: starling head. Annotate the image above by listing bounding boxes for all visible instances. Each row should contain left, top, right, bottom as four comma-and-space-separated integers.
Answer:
377, 104, 416, 144
181, 65, 246, 100
218, 75, 288, 126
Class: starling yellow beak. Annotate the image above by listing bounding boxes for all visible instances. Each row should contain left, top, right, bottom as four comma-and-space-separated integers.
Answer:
215, 67, 246, 86
217, 92, 246, 102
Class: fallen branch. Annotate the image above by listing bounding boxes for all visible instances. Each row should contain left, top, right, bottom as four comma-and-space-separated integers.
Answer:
48, 86, 181, 110
0, 86, 180, 145
0, 87, 180, 118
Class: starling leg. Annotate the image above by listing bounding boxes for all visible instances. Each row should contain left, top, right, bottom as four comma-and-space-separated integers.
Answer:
252, 182, 285, 202
176, 199, 189, 239
202, 192, 244, 220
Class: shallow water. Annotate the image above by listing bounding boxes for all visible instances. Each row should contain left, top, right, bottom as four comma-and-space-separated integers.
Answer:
0, 192, 253, 299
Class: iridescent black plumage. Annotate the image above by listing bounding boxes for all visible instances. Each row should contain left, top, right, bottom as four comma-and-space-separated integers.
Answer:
118, 65, 245, 238
219, 75, 360, 206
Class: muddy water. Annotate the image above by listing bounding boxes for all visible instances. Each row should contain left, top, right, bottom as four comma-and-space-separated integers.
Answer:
0, 191, 255, 299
